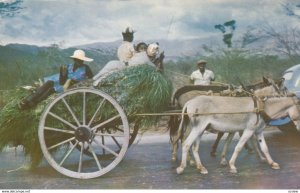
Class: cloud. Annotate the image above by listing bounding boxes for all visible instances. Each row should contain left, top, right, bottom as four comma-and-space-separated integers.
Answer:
0, 0, 298, 47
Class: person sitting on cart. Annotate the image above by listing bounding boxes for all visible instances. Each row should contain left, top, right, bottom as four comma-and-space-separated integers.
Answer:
18, 49, 94, 110
146, 42, 165, 71
117, 27, 136, 66
190, 60, 214, 85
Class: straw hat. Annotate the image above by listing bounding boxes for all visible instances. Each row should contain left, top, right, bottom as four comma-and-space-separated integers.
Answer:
70, 50, 93, 62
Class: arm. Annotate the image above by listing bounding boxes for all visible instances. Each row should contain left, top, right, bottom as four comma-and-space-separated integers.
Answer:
190, 72, 195, 84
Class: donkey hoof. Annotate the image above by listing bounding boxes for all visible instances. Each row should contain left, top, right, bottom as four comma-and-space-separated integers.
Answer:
229, 167, 237, 173
176, 167, 184, 174
198, 166, 208, 174
171, 157, 177, 162
271, 162, 280, 170
220, 159, 228, 166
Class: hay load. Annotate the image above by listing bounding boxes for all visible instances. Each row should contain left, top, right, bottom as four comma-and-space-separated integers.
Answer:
0, 65, 173, 167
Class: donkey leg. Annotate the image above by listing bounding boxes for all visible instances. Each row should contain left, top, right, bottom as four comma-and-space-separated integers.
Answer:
238, 131, 254, 154
211, 132, 224, 157
188, 148, 195, 166
176, 125, 204, 175
171, 141, 178, 162
192, 136, 208, 174
251, 134, 266, 162
256, 132, 280, 169
229, 129, 255, 173
220, 132, 235, 166
169, 115, 180, 162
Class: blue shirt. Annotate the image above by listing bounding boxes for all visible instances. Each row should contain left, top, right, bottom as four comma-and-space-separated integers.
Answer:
43, 63, 88, 93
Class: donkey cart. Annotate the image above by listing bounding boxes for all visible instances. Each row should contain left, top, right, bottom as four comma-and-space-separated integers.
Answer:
37, 84, 239, 179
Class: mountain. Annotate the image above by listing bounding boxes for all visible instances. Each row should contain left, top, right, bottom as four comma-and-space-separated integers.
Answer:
77, 35, 223, 61
0, 34, 291, 90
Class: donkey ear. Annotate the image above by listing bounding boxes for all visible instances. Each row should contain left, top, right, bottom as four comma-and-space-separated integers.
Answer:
277, 78, 284, 87
263, 76, 269, 84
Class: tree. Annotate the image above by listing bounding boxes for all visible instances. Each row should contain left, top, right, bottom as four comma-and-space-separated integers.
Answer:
0, 0, 24, 18
214, 20, 236, 48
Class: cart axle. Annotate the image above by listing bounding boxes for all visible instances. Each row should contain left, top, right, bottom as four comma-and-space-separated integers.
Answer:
75, 126, 92, 142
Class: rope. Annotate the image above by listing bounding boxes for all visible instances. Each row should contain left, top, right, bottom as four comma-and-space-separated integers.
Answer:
133, 110, 258, 117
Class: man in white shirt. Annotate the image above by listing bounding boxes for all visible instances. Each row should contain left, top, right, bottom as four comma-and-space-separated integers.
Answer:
190, 60, 214, 85
117, 27, 136, 65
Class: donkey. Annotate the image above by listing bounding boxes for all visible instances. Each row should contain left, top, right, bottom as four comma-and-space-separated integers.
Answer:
169, 77, 275, 163
175, 94, 300, 174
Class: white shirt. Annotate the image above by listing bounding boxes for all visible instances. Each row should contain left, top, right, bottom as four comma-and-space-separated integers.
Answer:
190, 69, 214, 85
117, 41, 135, 63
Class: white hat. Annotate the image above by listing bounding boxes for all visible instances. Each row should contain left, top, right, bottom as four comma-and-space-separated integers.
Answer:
70, 50, 93, 62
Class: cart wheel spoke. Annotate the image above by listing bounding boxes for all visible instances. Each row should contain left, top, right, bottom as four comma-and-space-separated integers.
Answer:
94, 132, 124, 137
78, 142, 84, 173
110, 136, 122, 149
93, 138, 118, 157
44, 126, 75, 134
48, 137, 76, 150
107, 128, 122, 149
62, 98, 81, 126
91, 115, 121, 131
88, 98, 106, 127
88, 143, 102, 170
82, 92, 86, 125
48, 112, 77, 130
59, 140, 79, 166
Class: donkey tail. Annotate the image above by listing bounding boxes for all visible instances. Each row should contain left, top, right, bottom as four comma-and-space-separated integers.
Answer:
173, 102, 188, 144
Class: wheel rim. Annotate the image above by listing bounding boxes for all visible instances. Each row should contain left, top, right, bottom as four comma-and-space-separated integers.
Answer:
38, 88, 129, 179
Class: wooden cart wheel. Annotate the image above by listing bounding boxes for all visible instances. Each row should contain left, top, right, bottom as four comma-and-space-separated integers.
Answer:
38, 88, 129, 179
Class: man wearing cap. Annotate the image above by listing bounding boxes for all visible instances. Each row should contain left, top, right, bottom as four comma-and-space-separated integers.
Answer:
190, 60, 215, 85
117, 27, 136, 66
18, 49, 94, 110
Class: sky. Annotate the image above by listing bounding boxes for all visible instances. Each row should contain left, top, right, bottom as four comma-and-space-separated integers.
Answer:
0, 0, 300, 47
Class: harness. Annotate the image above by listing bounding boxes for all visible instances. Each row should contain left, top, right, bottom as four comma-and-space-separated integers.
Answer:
253, 97, 272, 124
253, 96, 299, 125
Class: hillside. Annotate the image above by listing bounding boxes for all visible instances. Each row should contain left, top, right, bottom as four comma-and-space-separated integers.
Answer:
0, 43, 116, 89
0, 34, 298, 92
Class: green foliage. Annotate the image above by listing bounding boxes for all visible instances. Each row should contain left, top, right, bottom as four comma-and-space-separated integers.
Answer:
0, 88, 55, 167
97, 65, 173, 127
164, 48, 299, 86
